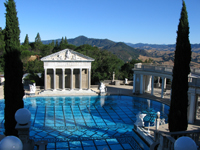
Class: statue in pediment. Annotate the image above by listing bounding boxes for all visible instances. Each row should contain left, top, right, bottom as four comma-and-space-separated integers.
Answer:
65, 50, 71, 60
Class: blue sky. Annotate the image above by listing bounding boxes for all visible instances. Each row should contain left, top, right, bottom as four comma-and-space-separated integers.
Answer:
0, 0, 199, 44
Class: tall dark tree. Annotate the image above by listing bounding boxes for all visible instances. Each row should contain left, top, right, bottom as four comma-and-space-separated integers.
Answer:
168, 0, 191, 132
34, 32, 42, 51
64, 36, 68, 44
4, 0, 24, 136
22, 34, 29, 46
0, 27, 5, 55
0, 27, 5, 70
59, 37, 68, 50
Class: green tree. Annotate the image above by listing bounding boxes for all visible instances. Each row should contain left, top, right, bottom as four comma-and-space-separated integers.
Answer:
75, 44, 124, 84
21, 34, 31, 52
0, 27, 5, 71
53, 40, 59, 53
59, 37, 68, 50
168, 0, 191, 132
34, 32, 42, 51
120, 59, 142, 79
22, 34, 29, 46
0, 27, 5, 55
64, 36, 68, 44
4, 0, 24, 136
41, 44, 53, 57
50, 40, 54, 47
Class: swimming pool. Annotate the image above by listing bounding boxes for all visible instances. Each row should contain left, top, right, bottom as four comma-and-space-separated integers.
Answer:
0, 95, 169, 150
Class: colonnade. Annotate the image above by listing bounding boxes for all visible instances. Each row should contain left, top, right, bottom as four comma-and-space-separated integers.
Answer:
133, 74, 171, 99
44, 68, 91, 90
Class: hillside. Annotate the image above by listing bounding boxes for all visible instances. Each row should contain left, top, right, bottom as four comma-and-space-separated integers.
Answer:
42, 36, 150, 62
126, 43, 200, 53
41, 36, 200, 65
138, 50, 200, 68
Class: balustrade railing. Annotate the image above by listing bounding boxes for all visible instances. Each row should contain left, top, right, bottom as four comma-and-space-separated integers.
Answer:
134, 63, 200, 87
134, 63, 173, 74
152, 130, 200, 150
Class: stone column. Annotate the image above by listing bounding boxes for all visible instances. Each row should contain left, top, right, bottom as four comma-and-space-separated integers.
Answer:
151, 76, 154, 95
161, 77, 165, 98
79, 68, 82, 90
157, 77, 161, 87
147, 75, 152, 91
140, 74, 143, 94
164, 78, 167, 89
88, 68, 91, 89
188, 92, 197, 123
71, 68, 73, 90
53, 68, 56, 91
44, 68, 47, 90
133, 74, 136, 93
62, 68, 65, 91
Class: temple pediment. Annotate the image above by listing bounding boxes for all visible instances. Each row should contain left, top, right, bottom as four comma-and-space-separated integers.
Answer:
41, 49, 94, 62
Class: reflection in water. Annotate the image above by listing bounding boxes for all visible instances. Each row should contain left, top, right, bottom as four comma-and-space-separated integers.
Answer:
100, 96, 105, 107
147, 99, 150, 110
162, 104, 165, 113
31, 99, 36, 108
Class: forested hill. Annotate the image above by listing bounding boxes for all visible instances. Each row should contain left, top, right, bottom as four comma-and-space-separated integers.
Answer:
42, 36, 150, 62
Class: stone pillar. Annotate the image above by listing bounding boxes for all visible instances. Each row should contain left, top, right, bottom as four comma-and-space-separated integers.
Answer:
164, 78, 167, 89
133, 74, 136, 93
53, 68, 56, 91
140, 74, 143, 94
71, 68, 73, 90
15, 121, 35, 149
44, 68, 47, 90
146, 75, 152, 91
188, 92, 197, 123
62, 68, 65, 90
88, 68, 91, 89
161, 77, 165, 98
79, 68, 82, 90
151, 76, 154, 95
156, 77, 161, 87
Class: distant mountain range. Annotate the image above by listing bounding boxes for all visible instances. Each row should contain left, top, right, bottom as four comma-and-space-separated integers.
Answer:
126, 43, 200, 53
42, 36, 151, 61
41, 36, 200, 65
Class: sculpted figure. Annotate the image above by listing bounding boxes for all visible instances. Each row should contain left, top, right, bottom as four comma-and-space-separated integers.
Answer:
134, 112, 147, 127
65, 50, 71, 59
99, 82, 105, 93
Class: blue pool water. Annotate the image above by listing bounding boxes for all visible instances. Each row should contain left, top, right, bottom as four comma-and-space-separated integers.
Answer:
0, 95, 169, 150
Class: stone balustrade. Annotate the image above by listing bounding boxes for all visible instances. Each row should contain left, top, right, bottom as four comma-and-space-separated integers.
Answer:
151, 130, 200, 150
134, 63, 200, 88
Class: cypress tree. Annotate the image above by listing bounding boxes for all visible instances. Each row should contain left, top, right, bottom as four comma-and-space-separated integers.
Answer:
34, 32, 42, 51
23, 34, 29, 46
64, 36, 68, 44
0, 27, 5, 55
168, 0, 191, 132
4, 0, 24, 136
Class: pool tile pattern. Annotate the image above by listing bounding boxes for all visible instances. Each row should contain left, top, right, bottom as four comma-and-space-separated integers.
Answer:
0, 95, 169, 150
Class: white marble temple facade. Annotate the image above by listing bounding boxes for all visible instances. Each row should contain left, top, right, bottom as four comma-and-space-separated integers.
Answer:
41, 49, 94, 91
